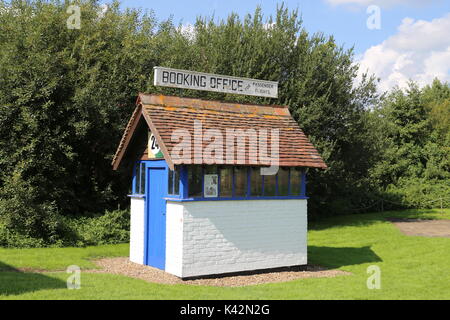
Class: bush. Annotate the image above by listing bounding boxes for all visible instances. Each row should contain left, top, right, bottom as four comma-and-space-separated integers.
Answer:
386, 178, 450, 209
0, 222, 46, 248
0, 202, 130, 248
66, 209, 130, 246
0, 173, 66, 244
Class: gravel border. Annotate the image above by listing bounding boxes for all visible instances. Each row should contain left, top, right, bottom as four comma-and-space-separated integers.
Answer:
86, 257, 350, 287
387, 218, 450, 238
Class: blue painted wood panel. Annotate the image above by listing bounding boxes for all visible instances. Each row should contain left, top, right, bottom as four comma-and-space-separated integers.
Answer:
145, 166, 167, 270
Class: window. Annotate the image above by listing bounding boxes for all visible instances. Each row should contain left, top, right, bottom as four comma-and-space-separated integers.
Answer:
134, 162, 146, 195
188, 165, 203, 198
233, 167, 247, 197
204, 166, 218, 175
168, 166, 180, 195
185, 165, 305, 199
219, 167, 232, 197
290, 168, 302, 196
174, 170, 180, 195
250, 167, 262, 196
263, 173, 276, 196
278, 167, 289, 196
134, 165, 139, 194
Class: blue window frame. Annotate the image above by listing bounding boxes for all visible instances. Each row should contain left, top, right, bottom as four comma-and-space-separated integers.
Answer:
166, 165, 307, 201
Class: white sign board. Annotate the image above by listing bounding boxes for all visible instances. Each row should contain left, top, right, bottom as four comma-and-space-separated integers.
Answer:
154, 66, 278, 98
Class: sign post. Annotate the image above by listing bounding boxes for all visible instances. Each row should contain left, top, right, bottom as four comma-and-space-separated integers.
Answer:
154, 66, 278, 98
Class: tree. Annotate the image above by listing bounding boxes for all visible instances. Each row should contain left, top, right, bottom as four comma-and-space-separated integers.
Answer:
0, 0, 160, 215
369, 80, 450, 208
0, 0, 380, 243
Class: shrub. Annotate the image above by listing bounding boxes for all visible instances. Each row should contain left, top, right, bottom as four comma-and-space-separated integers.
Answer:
0, 173, 65, 245
67, 209, 130, 246
0, 175, 130, 248
0, 222, 46, 248
384, 178, 450, 209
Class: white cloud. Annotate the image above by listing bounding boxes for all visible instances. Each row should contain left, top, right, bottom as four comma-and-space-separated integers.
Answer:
326, 0, 442, 8
357, 13, 450, 91
180, 23, 196, 40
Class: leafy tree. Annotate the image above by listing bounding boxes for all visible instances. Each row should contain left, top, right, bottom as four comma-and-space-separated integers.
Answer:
369, 80, 450, 208
0, 0, 380, 243
0, 0, 158, 217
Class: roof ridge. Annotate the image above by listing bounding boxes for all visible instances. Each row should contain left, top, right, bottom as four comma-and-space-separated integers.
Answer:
143, 104, 291, 118
138, 93, 289, 109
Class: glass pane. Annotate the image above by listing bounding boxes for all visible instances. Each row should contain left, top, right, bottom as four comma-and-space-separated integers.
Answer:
219, 167, 232, 197
250, 167, 262, 196
278, 167, 289, 196
188, 165, 202, 198
204, 165, 217, 175
290, 168, 302, 196
140, 162, 146, 194
234, 167, 247, 197
168, 169, 174, 195
174, 167, 180, 195
134, 163, 140, 194
264, 173, 276, 196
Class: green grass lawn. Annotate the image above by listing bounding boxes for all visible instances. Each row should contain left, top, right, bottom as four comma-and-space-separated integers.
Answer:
0, 243, 129, 271
0, 209, 449, 300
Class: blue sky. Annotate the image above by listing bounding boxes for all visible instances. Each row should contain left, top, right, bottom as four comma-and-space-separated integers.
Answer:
116, 0, 447, 54
112, 0, 450, 91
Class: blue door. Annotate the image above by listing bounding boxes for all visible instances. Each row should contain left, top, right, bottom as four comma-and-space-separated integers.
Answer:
145, 167, 166, 270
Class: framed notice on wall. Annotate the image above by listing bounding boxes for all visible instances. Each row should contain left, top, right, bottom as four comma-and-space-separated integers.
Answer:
204, 174, 218, 198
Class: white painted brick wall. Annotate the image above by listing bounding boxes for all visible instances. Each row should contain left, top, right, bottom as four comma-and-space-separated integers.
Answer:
129, 197, 145, 264
165, 199, 307, 278
165, 202, 184, 276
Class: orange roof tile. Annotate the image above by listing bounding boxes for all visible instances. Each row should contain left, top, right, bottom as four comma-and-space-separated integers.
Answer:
112, 94, 327, 170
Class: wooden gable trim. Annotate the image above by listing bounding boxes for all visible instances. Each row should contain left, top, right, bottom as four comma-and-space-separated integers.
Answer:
141, 107, 175, 171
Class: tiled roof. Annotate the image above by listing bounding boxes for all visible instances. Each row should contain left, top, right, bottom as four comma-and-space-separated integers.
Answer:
112, 94, 327, 170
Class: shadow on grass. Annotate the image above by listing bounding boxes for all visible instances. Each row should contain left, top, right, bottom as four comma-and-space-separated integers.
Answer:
0, 261, 66, 296
308, 245, 382, 269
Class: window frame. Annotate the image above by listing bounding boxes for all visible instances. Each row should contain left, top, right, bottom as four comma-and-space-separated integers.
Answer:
132, 161, 146, 195
165, 165, 307, 201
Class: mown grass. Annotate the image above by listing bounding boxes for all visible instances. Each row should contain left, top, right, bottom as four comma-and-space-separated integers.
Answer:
0, 209, 449, 300
0, 243, 129, 270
